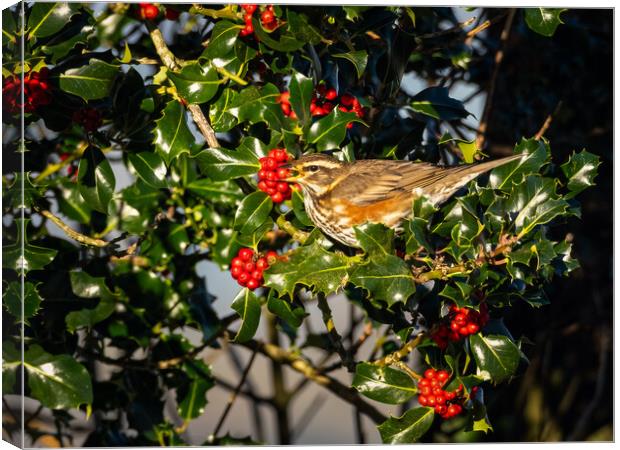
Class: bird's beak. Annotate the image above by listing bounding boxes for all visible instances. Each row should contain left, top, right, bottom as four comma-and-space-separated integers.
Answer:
281, 164, 303, 182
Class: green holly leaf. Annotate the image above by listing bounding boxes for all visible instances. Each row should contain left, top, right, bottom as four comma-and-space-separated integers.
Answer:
229, 83, 281, 125
286, 10, 325, 45
560, 150, 600, 199
3, 281, 43, 323
3, 219, 58, 274
56, 180, 92, 224
307, 109, 365, 152
267, 292, 306, 328
233, 191, 273, 235
59, 59, 119, 101
378, 407, 435, 444
4, 172, 42, 210
230, 288, 261, 343
469, 334, 520, 384
2, 341, 19, 393
264, 241, 351, 297
349, 256, 415, 308
504, 176, 568, 237
333, 50, 368, 79
289, 71, 314, 127
41, 31, 88, 64
354, 223, 394, 254
352, 363, 417, 404
439, 282, 473, 309
251, 17, 305, 52
342, 6, 370, 21
411, 87, 470, 121
178, 378, 213, 421
23, 345, 93, 409
153, 100, 193, 166
202, 20, 241, 59
168, 63, 219, 104
127, 152, 168, 189
439, 132, 480, 163
195, 146, 260, 181
77, 145, 116, 214
209, 88, 238, 132
524, 8, 566, 37
489, 138, 549, 190
65, 271, 118, 332
27, 2, 81, 39
187, 179, 243, 203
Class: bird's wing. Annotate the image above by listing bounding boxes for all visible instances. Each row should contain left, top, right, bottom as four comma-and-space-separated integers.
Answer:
331, 161, 447, 206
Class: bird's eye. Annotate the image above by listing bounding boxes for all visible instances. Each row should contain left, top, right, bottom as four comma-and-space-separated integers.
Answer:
308, 165, 320, 172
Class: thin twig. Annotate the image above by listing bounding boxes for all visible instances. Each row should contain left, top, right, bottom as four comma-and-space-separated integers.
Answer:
475, 8, 517, 150
37, 209, 109, 248
535, 101, 563, 140
210, 348, 258, 439
373, 333, 425, 367
316, 293, 355, 372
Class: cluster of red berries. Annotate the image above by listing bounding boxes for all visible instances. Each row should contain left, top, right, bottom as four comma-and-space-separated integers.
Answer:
257, 148, 293, 203
3, 68, 52, 114
417, 368, 464, 419
239, 4, 278, 37
72, 107, 102, 132
230, 248, 278, 290
276, 85, 365, 128
431, 303, 490, 350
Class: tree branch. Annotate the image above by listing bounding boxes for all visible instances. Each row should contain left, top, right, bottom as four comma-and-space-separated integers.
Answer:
148, 26, 220, 148
475, 8, 517, 150
316, 293, 356, 372
235, 332, 388, 425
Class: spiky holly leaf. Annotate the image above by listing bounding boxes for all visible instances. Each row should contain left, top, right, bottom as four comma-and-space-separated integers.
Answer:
23, 345, 93, 410
307, 109, 366, 152
289, 71, 314, 127
378, 407, 435, 444
560, 150, 601, 199
168, 63, 219, 104
349, 224, 415, 307
3, 281, 43, 323
488, 138, 549, 190
469, 334, 520, 384
65, 271, 118, 332
3, 219, 57, 274
411, 87, 470, 121
352, 363, 417, 404
230, 288, 261, 343
264, 241, 351, 297
524, 8, 566, 37
153, 100, 193, 166
195, 146, 260, 181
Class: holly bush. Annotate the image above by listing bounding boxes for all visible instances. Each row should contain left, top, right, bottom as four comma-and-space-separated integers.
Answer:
2, 3, 605, 445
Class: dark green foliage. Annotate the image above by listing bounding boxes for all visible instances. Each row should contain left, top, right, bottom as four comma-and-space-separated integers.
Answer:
2, 3, 607, 446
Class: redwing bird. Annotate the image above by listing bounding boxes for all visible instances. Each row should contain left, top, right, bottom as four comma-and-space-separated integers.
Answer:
285, 153, 523, 247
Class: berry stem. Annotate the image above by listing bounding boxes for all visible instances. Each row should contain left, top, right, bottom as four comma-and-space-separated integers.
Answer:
394, 361, 422, 380
276, 215, 310, 244
373, 333, 425, 367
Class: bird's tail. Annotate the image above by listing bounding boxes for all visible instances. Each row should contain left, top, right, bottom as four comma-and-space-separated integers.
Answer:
430, 153, 524, 204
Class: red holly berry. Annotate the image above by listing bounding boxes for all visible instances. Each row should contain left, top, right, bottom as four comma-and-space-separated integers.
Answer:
138, 3, 159, 20
325, 88, 338, 100
241, 4, 257, 13
238, 248, 254, 261
261, 9, 275, 25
